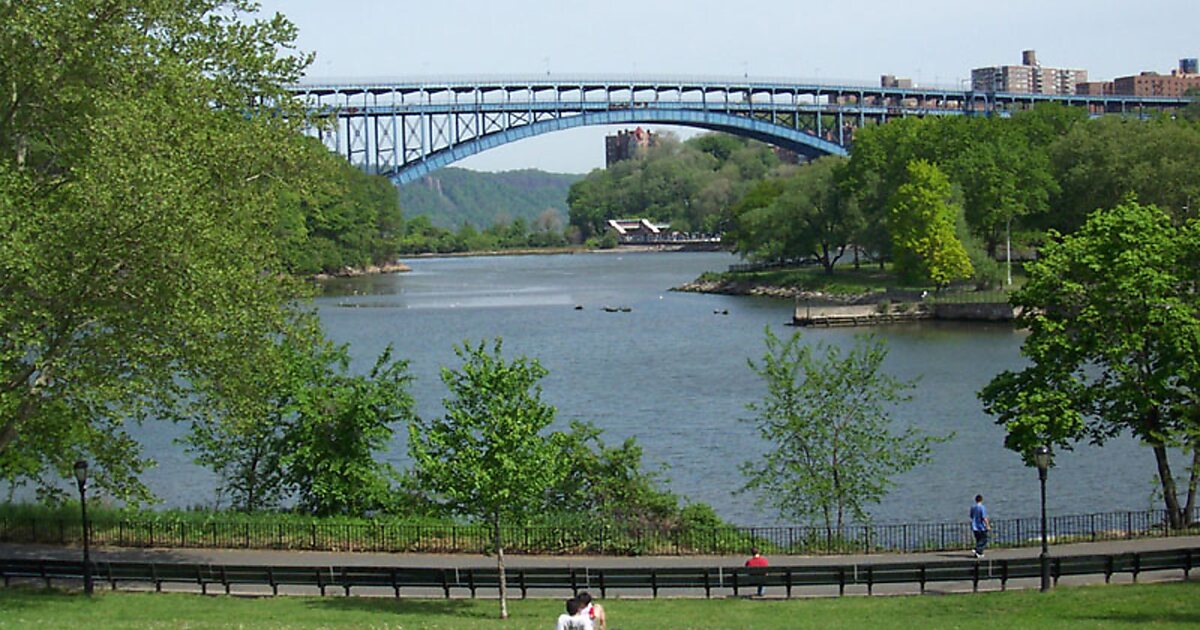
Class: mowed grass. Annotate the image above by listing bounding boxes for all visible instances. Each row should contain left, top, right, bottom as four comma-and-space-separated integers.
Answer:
1, 581, 1199, 629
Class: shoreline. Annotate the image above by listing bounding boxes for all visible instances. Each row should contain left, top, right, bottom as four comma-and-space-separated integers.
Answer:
400, 243, 701, 260
673, 277, 884, 305
312, 261, 412, 281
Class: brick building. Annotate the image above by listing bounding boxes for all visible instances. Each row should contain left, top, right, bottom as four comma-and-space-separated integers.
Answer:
605, 127, 657, 167
1112, 59, 1200, 96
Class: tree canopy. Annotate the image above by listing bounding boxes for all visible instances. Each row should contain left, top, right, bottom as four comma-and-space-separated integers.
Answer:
567, 133, 787, 239
727, 156, 861, 273
979, 199, 1200, 528
0, 0, 331, 501
887, 160, 973, 286
742, 328, 944, 534
407, 339, 563, 619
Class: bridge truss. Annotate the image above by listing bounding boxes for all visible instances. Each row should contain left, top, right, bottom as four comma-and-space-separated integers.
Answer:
289, 76, 1188, 184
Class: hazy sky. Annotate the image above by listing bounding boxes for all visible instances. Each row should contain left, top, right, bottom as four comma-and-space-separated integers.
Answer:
257, 0, 1197, 174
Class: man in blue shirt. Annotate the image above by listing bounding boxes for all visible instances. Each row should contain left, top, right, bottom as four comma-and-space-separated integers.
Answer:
970, 494, 990, 558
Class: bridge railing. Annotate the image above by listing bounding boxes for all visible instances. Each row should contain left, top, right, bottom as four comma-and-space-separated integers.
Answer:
1, 508, 1196, 556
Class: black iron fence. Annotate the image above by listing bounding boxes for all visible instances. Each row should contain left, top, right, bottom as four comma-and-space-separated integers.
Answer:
2, 508, 1197, 556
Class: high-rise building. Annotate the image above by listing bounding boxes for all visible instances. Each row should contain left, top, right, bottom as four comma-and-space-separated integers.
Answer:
970, 50, 1087, 95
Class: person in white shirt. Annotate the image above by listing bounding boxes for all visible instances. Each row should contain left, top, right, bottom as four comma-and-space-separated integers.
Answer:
575, 591, 607, 630
555, 597, 593, 630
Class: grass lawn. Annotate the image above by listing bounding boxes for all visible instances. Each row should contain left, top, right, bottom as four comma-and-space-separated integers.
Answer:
1, 581, 1198, 629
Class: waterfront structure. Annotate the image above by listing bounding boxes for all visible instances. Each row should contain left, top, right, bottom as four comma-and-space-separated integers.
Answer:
292, 75, 1188, 184
605, 127, 657, 167
606, 218, 666, 240
971, 50, 1087, 95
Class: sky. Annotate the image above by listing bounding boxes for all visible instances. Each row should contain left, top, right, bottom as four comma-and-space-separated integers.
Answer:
256, 0, 1198, 174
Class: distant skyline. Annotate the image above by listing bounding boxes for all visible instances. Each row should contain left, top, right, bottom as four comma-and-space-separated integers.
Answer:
257, 0, 1197, 174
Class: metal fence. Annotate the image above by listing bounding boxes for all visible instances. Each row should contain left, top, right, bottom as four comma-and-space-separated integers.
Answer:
4, 548, 1198, 598
2, 508, 1196, 556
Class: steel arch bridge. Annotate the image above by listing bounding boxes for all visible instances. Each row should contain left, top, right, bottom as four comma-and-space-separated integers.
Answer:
289, 76, 1188, 184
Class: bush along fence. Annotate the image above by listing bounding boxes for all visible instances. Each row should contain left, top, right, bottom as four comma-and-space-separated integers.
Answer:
2, 508, 1198, 556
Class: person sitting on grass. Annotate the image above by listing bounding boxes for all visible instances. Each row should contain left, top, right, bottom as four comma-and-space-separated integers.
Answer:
556, 597, 593, 630
575, 591, 607, 630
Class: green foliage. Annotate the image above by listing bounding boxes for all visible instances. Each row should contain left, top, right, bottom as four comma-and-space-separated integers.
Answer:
1046, 117, 1200, 233
979, 200, 1200, 527
409, 339, 563, 524
728, 157, 859, 273
549, 421, 680, 531
396, 204, 571, 254
407, 338, 564, 617
275, 145, 405, 275
1184, 87, 1200, 123
888, 161, 974, 286
742, 328, 945, 533
184, 314, 415, 516
567, 132, 785, 239
397, 167, 580, 230
0, 0, 322, 502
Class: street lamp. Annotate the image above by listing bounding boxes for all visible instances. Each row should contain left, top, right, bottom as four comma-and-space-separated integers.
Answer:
73, 460, 93, 596
1034, 446, 1052, 592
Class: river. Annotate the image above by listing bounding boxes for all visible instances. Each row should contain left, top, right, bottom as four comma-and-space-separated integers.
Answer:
293, 251, 1156, 527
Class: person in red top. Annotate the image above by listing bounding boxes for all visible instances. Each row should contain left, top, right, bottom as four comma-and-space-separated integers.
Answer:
745, 547, 769, 596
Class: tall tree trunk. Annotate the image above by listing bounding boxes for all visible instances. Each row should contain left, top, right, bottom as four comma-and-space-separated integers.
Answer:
1184, 443, 1200, 526
1152, 444, 1184, 529
494, 513, 508, 619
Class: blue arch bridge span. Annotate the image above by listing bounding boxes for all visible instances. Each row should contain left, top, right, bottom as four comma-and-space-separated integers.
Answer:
288, 75, 1189, 184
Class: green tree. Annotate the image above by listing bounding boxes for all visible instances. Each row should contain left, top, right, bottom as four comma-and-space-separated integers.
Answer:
549, 421, 679, 529
980, 200, 1200, 528
742, 328, 944, 537
566, 132, 781, 238
888, 160, 974, 286
1182, 87, 1200, 123
1048, 117, 1200, 233
948, 117, 1056, 257
0, 0, 317, 501
762, 157, 859, 273
408, 339, 563, 619
841, 117, 934, 266
281, 344, 414, 516
184, 315, 414, 515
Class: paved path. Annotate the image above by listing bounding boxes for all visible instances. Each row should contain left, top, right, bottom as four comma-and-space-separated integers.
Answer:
3, 536, 1198, 598
5, 535, 1199, 568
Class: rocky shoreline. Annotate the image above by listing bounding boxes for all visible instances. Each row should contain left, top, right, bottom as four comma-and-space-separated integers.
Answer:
312, 261, 411, 281
673, 277, 885, 305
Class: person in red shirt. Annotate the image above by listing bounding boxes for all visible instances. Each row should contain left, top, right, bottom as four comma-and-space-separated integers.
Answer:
744, 547, 769, 596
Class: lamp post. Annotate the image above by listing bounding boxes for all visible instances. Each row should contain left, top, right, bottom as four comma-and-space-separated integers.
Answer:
1034, 446, 1051, 592
73, 460, 93, 596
